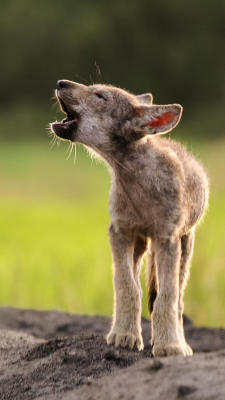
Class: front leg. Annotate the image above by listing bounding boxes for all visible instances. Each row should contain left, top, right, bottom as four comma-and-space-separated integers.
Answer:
106, 224, 144, 351
152, 236, 191, 357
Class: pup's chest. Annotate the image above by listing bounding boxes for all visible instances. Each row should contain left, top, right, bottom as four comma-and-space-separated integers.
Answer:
108, 177, 155, 231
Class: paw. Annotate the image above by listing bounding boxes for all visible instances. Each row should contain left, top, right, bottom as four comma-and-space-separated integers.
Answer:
152, 342, 192, 357
180, 336, 193, 356
183, 343, 193, 356
106, 330, 144, 351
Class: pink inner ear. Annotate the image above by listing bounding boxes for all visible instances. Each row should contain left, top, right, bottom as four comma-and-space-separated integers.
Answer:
148, 111, 176, 128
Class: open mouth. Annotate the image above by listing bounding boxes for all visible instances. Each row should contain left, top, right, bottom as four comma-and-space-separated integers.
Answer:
50, 96, 79, 141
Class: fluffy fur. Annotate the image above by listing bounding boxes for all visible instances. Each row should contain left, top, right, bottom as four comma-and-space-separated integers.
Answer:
50, 80, 209, 357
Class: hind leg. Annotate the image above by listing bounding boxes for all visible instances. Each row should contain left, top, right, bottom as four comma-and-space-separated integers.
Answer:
179, 229, 195, 355
146, 243, 158, 314
133, 235, 149, 298
146, 243, 158, 346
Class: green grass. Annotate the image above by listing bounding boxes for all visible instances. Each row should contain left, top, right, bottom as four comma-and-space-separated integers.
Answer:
0, 135, 225, 327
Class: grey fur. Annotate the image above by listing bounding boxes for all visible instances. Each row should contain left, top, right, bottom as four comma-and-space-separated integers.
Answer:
50, 80, 209, 357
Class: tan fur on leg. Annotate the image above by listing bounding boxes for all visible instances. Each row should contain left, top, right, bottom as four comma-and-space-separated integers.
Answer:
106, 225, 144, 351
151, 236, 191, 357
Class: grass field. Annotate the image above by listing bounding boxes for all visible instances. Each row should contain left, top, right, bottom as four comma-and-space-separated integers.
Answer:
0, 133, 225, 327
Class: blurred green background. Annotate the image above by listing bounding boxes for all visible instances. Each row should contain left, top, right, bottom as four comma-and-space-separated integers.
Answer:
0, 1, 225, 327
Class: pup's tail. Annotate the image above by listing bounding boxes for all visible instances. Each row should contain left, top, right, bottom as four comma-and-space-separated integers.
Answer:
146, 247, 158, 314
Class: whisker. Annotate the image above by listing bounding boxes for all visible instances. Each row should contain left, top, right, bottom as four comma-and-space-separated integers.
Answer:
73, 143, 77, 164
49, 139, 55, 149
46, 124, 53, 133
49, 135, 57, 149
68, 144, 73, 160
49, 135, 55, 144
50, 93, 57, 101
65, 142, 72, 157
47, 130, 54, 138
66, 142, 73, 160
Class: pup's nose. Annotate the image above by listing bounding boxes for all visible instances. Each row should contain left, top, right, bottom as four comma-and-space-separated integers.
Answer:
57, 80, 70, 90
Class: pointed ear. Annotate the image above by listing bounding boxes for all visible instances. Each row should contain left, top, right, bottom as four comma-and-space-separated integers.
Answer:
133, 104, 183, 135
136, 93, 153, 105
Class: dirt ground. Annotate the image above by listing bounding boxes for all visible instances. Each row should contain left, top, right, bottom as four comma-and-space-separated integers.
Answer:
0, 308, 225, 400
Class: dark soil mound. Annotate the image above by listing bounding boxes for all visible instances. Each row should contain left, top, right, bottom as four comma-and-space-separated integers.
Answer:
0, 307, 224, 400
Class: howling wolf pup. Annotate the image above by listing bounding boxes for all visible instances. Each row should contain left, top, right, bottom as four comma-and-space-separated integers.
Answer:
50, 80, 208, 357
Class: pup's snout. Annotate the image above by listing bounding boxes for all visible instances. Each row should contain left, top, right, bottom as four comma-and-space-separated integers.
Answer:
57, 80, 70, 90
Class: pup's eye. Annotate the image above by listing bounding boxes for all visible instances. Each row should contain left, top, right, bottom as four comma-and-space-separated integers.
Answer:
95, 92, 107, 101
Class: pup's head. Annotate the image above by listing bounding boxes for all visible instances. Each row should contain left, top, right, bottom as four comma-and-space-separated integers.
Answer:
50, 80, 182, 152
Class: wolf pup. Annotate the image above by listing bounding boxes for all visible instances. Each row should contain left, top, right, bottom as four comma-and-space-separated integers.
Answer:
50, 80, 208, 357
